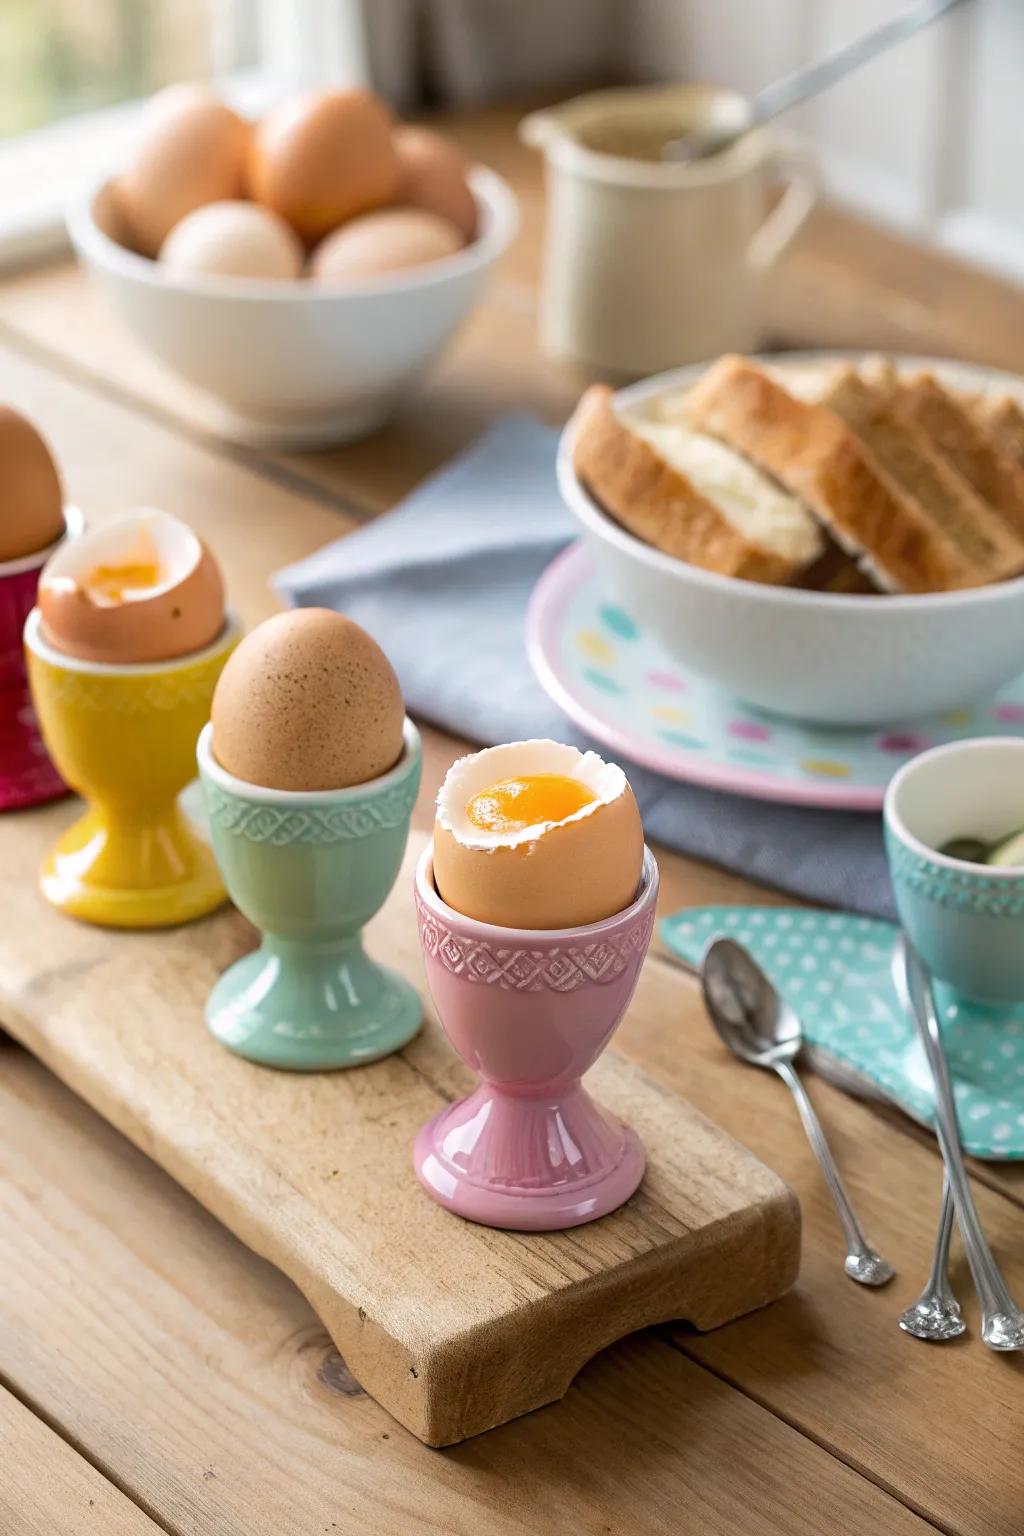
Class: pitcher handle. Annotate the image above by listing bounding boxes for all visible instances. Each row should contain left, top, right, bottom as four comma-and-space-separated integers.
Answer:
748, 132, 820, 273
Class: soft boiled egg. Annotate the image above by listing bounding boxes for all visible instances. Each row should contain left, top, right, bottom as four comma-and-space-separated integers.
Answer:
432, 741, 645, 930
38, 510, 225, 665
210, 609, 405, 792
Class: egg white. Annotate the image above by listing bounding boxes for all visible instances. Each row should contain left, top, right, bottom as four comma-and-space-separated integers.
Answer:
435, 739, 627, 851
41, 509, 201, 604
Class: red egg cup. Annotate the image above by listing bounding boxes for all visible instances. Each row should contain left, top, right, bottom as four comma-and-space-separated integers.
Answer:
414, 842, 658, 1230
0, 509, 81, 812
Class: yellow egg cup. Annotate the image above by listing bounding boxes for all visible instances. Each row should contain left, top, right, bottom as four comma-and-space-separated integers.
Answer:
24, 609, 240, 928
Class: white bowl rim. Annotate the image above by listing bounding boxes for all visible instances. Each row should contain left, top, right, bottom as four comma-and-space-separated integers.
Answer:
67, 164, 519, 303
559, 349, 1024, 613
884, 735, 1024, 877
197, 716, 422, 804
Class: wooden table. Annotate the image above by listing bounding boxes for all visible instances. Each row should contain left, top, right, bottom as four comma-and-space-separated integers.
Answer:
3, 104, 1024, 1536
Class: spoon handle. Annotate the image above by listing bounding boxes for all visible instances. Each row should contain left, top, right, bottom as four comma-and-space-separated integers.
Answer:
773, 1058, 894, 1286
902, 943, 1024, 1349
752, 0, 968, 128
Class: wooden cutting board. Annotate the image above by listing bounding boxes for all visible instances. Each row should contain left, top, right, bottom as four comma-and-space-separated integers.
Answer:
0, 800, 800, 1446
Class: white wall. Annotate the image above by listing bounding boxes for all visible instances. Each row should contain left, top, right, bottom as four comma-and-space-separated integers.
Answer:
626, 0, 1024, 280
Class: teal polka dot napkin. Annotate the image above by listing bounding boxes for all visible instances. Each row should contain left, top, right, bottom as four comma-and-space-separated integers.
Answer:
661, 905, 1024, 1160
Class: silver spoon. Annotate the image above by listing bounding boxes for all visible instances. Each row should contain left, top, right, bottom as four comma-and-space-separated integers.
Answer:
701, 937, 894, 1286
899, 939, 1024, 1351
663, 0, 968, 164
898, 1179, 966, 1341
890, 945, 966, 1341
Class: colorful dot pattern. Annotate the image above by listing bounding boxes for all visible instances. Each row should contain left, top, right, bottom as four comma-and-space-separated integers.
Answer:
557, 566, 1024, 802
661, 905, 1024, 1161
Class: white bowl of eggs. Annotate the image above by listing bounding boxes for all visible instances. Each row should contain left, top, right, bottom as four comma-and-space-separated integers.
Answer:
67, 84, 519, 448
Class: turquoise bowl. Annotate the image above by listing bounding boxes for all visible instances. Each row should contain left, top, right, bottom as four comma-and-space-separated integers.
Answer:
197, 719, 422, 1069
884, 737, 1024, 1002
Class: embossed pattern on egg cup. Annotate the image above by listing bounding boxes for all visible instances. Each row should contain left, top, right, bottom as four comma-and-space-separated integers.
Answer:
24, 606, 238, 927
197, 719, 423, 1071
1, 508, 82, 811
413, 842, 658, 1231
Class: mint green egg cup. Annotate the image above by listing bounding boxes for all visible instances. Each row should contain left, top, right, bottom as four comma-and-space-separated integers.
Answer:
196, 719, 422, 1071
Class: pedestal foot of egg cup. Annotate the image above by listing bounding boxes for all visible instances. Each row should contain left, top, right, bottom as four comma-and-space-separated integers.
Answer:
413, 843, 658, 1231
24, 607, 240, 928
197, 719, 423, 1071
0, 512, 82, 812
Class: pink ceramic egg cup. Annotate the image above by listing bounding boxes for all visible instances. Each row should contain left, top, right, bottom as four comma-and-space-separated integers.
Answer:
414, 842, 658, 1231
0, 511, 80, 812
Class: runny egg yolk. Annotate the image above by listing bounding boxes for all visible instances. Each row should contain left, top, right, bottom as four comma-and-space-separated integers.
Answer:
465, 774, 597, 836
82, 558, 165, 605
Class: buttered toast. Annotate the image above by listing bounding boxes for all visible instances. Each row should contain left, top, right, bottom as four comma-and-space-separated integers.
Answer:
571, 355, 1024, 596
681, 355, 974, 592
570, 384, 824, 585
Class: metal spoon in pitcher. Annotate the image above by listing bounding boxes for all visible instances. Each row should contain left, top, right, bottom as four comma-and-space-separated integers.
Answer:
701, 937, 894, 1286
664, 0, 969, 165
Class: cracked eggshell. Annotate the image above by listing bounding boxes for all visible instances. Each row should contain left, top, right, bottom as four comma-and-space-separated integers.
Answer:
432, 740, 645, 930
38, 509, 225, 664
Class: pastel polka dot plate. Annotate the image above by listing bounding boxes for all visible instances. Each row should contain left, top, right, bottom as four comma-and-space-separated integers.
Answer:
660, 905, 1024, 1161
526, 544, 1024, 811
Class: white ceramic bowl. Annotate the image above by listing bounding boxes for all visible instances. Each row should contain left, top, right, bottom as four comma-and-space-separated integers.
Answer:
558, 353, 1024, 726
67, 168, 519, 448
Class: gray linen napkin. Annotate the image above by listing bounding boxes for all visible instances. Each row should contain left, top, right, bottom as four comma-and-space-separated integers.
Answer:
275, 416, 894, 918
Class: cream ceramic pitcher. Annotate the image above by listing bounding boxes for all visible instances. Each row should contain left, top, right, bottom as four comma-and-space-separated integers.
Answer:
521, 85, 819, 376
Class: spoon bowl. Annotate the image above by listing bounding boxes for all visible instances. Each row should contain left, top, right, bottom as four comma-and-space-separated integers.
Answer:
701, 936, 894, 1287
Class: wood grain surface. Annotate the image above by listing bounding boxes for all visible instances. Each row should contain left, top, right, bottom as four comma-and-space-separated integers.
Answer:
0, 806, 800, 1446
0, 1386, 163, 1536
1, 98, 1023, 1533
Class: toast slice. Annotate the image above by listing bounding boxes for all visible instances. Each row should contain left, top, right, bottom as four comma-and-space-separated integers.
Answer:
821, 368, 1024, 586
795, 541, 878, 594
973, 394, 1024, 474
570, 384, 824, 585
681, 355, 980, 593
892, 371, 1024, 544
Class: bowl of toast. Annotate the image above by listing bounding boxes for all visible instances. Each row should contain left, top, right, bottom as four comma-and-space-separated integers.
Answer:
560, 352, 1024, 725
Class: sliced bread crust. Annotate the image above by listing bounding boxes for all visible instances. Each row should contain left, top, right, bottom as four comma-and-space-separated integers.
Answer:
681, 356, 978, 593
895, 372, 1024, 544
570, 384, 822, 585
977, 395, 1024, 471
822, 369, 1024, 586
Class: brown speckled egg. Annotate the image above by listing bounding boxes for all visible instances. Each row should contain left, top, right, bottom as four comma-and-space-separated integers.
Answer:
211, 609, 405, 791
248, 88, 399, 244
309, 207, 463, 283
118, 85, 251, 257
394, 126, 477, 243
0, 407, 66, 563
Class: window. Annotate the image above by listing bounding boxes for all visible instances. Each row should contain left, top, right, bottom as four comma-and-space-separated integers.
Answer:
0, 0, 352, 268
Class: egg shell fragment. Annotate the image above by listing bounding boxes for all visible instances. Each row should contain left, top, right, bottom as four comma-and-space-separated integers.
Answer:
117, 84, 251, 257
249, 88, 400, 244
432, 741, 645, 930
0, 407, 66, 563
394, 126, 477, 243
38, 510, 225, 664
210, 608, 405, 792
